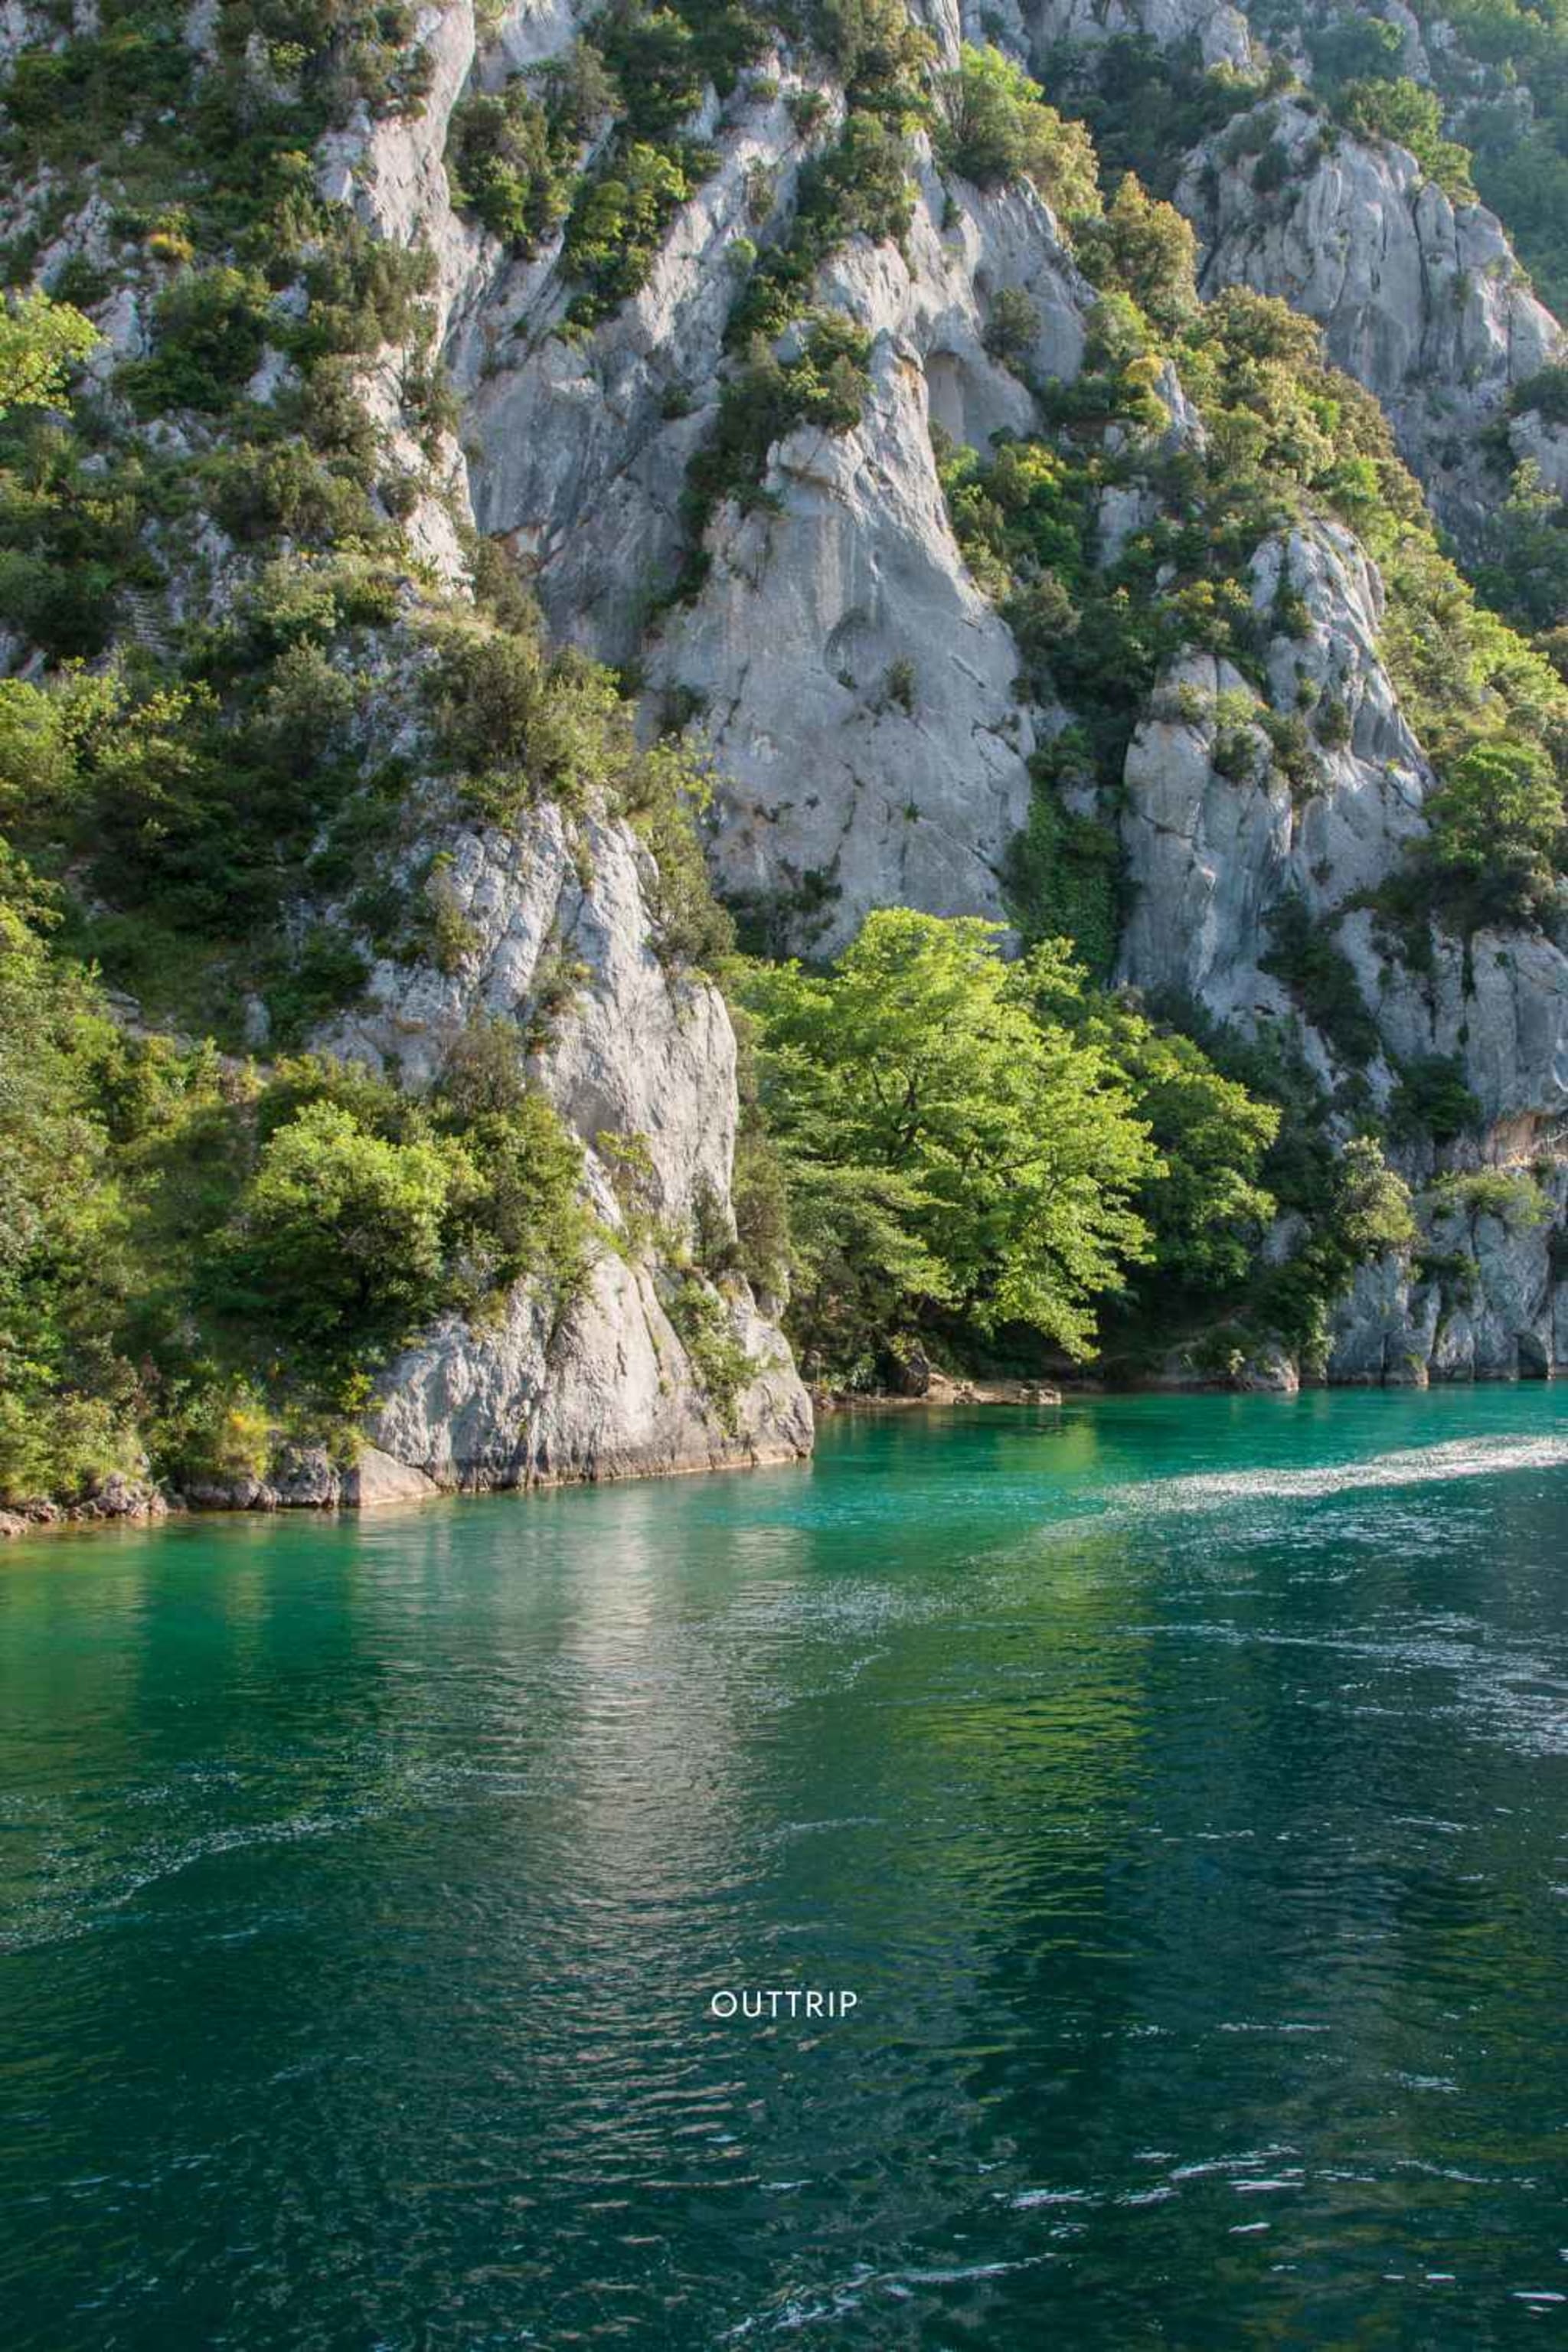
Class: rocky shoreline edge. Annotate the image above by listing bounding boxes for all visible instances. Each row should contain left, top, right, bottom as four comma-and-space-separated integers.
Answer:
0, 1434, 815, 1543
9, 1348, 1562, 1542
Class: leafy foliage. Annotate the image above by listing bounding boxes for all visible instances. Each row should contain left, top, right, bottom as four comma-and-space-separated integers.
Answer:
1073, 175, 1198, 333
742, 913, 1165, 1371
0, 893, 595, 1501
445, 70, 590, 251
1334, 77, 1478, 204
0, 291, 100, 414
936, 44, 1101, 217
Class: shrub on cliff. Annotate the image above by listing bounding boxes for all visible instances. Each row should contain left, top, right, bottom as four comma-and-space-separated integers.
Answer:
1334, 76, 1477, 205
1424, 737, 1566, 925
936, 44, 1101, 217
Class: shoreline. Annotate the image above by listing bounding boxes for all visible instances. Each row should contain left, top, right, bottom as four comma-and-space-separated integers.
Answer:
6, 1368, 1560, 1546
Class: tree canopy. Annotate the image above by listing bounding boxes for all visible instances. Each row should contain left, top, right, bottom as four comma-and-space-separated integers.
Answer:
0, 290, 99, 416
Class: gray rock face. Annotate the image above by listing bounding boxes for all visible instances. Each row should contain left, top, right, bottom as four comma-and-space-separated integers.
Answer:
662, 333, 1037, 952
1177, 98, 1563, 532
1117, 523, 1429, 1044
459, 74, 820, 662
1328, 1162, 1568, 1383
316, 801, 814, 1483
319, 808, 740, 1222
372, 1258, 813, 1490
648, 164, 1089, 950
1340, 917, 1568, 1132
1013, 0, 1254, 71
1116, 513, 1568, 1227
283, 0, 815, 1490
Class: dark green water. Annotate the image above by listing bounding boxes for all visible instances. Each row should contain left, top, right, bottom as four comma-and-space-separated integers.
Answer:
3, 1391, 1567, 2350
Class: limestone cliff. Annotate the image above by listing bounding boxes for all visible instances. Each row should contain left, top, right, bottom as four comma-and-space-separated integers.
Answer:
318, 809, 813, 1488
1175, 95, 1562, 540
3, 0, 1566, 1486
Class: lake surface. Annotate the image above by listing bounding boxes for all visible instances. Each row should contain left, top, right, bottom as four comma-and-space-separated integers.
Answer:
3, 1390, 1567, 2350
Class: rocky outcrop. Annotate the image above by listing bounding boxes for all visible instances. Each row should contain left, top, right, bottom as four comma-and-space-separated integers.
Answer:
372, 1257, 812, 1489
1341, 918, 1568, 1132
1177, 99, 1561, 534
1117, 512, 1568, 1132
1115, 507, 1568, 1364
650, 161, 1088, 950
1117, 522, 1429, 1042
183, 1445, 437, 1511
0, 1475, 172, 1539
319, 808, 741, 1220
1328, 1160, 1568, 1383
1009, 0, 1254, 73
316, 801, 814, 1484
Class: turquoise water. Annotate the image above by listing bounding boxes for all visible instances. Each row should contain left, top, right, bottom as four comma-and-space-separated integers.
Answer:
2, 1388, 1567, 2348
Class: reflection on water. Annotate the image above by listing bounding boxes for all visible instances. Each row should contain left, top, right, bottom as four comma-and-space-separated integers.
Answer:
2, 1387, 1566, 2348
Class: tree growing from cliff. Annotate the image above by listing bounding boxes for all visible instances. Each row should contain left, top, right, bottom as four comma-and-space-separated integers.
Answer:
1423, 736, 1566, 923
1074, 174, 1199, 335
1335, 77, 1478, 204
0, 290, 98, 416
936, 44, 1101, 218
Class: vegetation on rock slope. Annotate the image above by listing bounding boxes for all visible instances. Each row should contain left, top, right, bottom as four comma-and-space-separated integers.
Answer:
1, 0, 1564, 1494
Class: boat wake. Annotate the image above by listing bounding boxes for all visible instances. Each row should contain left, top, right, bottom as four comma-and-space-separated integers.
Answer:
1103, 1432, 1568, 1518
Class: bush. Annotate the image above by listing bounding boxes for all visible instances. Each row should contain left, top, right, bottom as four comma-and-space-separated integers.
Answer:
983, 286, 1041, 371
446, 83, 577, 251
564, 141, 697, 322
0, 290, 100, 416
815, 0, 934, 117
1390, 1054, 1481, 1145
119, 268, 273, 416
1003, 778, 1121, 978
665, 1277, 754, 1433
1073, 175, 1198, 333
426, 622, 547, 769
211, 1099, 475, 1371
936, 44, 1100, 216
1253, 139, 1292, 194
1511, 364, 1568, 426
1424, 736, 1564, 926
1336, 77, 1477, 204
1427, 1168, 1550, 1229
210, 443, 381, 544
1261, 895, 1381, 1069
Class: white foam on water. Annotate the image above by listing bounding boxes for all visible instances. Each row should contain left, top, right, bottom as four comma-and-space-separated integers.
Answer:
1101, 1432, 1568, 1519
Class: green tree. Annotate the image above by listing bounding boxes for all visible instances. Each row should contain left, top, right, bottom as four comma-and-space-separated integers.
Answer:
1426, 735, 1564, 922
1074, 173, 1199, 334
936, 44, 1101, 217
0, 906, 138, 1501
815, 0, 935, 119
214, 1100, 477, 1371
1060, 997, 1279, 1292
0, 290, 99, 416
742, 912, 1161, 1366
1337, 77, 1477, 204
1475, 460, 1568, 635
